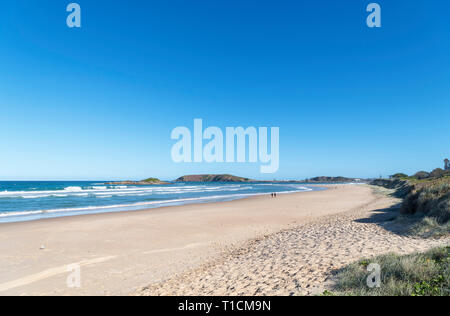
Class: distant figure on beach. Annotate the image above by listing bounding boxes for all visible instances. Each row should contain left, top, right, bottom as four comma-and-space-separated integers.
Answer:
274, 193, 277, 198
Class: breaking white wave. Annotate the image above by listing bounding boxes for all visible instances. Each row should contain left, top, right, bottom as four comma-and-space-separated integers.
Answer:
0, 186, 314, 219
0, 184, 254, 199
0, 182, 320, 223
0, 192, 265, 218
64, 186, 84, 192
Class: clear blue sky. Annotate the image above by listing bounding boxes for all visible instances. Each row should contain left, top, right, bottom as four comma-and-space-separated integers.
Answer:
0, 0, 449, 181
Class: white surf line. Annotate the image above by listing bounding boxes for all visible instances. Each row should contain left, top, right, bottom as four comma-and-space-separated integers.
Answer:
0, 255, 117, 292
143, 243, 205, 255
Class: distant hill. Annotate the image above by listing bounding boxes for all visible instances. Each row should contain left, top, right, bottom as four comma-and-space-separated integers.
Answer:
106, 178, 170, 185
175, 174, 251, 183
304, 176, 362, 183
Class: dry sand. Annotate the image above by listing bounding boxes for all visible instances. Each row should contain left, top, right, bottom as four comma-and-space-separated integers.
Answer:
0, 185, 447, 296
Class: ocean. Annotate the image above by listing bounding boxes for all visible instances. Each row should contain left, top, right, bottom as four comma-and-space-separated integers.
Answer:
0, 181, 320, 223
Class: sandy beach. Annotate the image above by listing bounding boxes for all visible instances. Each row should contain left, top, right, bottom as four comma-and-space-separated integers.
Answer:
0, 185, 447, 296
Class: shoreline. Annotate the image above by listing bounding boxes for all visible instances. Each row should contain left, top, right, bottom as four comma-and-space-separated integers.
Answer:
0, 190, 308, 227
0, 184, 326, 225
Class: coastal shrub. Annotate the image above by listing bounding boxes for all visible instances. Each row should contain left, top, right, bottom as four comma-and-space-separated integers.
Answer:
412, 217, 450, 238
142, 178, 160, 183
413, 171, 430, 180
333, 247, 449, 296
401, 182, 450, 224
430, 168, 446, 178
372, 169, 450, 237
401, 191, 420, 215
391, 173, 408, 179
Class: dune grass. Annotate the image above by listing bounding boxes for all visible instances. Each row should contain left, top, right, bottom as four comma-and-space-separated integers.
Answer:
326, 246, 449, 296
410, 217, 450, 239
327, 171, 450, 296
400, 179, 449, 238
372, 170, 450, 238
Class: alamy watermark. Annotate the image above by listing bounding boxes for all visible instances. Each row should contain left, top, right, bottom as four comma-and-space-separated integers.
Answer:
65, 3, 381, 29
366, 3, 381, 28
366, 263, 381, 288
171, 119, 279, 174
66, 264, 81, 288
66, 3, 81, 28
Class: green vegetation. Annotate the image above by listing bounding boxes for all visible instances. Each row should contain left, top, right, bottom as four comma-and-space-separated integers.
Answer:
399, 172, 449, 237
413, 171, 431, 180
142, 177, 161, 183
390, 169, 450, 183
175, 174, 251, 182
303, 176, 361, 183
325, 167, 450, 296
410, 217, 450, 239
391, 173, 408, 179
328, 246, 449, 296
372, 168, 450, 238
